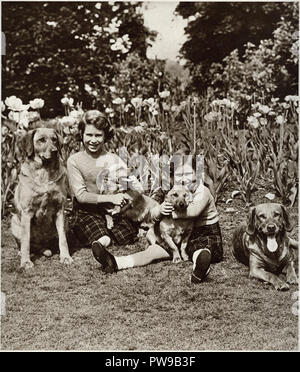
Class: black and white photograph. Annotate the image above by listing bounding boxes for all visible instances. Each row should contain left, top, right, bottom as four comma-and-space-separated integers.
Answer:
0, 0, 299, 353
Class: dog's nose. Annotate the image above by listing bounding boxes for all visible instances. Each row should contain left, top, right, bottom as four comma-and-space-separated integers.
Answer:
179, 201, 185, 208
267, 223, 276, 232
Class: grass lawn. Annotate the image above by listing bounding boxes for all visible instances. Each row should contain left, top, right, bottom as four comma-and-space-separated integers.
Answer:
1, 185, 298, 351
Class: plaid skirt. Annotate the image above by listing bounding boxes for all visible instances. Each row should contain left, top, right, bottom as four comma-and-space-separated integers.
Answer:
70, 207, 139, 247
186, 222, 223, 263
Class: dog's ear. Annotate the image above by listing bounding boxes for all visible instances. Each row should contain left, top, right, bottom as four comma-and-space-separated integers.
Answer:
281, 205, 293, 232
188, 190, 194, 203
16, 129, 36, 160
246, 207, 256, 235
55, 132, 63, 156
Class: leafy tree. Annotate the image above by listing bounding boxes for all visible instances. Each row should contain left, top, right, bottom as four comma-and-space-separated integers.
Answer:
2, 1, 155, 116
176, 1, 298, 93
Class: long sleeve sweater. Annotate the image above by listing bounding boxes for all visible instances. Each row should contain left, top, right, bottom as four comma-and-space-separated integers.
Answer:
67, 150, 142, 205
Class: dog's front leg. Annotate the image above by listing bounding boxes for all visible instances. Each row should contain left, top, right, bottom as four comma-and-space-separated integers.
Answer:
249, 255, 289, 291
288, 238, 298, 249
20, 212, 34, 269
162, 233, 182, 263
180, 237, 190, 261
285, 261, 298, 285
55, 210, 73, 265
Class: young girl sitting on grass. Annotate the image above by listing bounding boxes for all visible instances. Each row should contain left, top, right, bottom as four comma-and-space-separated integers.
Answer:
92, 155, 223, 284
67, 110, 142, 251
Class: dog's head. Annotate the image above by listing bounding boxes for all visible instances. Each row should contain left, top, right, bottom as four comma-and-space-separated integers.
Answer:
117, 190, 146, 221
18, 128, 62, 163
96, 165, 130, 194
165, 185, 193, 212
246, 203, 292, 253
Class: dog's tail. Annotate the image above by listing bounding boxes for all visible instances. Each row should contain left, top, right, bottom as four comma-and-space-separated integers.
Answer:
232, 224, 249, 266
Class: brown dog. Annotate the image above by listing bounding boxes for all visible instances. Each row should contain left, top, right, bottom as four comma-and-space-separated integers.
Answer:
120, 186, 194, 263
232, 203, 298, 290
11, 128, 73, 269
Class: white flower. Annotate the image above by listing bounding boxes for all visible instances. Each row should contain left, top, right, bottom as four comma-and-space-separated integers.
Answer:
143, 98, 155, 107
61, 97, 69, 105
131, 97, 143, 108
259, 105, 270, 114
19, 111, 29, 128
8, 111, 20, 122
95, 3, 101, 10
69, 110, 84, 122
84, 84, 92, 93
222, 98, 231, 107
30, 98, 44, 110
46, 21, 57, 27
105, 107, 114, 114
59, 116, 76, 127
162, 102, 170, 111
1, 101, 5, 112
275, 115, 285, 125
260, 118, 267, 126
61, 97, 74, 106
5, 95, 23, 111
247, 116, 259, 129
112, 97, 125, 105
159, 91, 170, 99
93, 25, 102, 33
204, 111, 219, 122
149, 106, 158, 116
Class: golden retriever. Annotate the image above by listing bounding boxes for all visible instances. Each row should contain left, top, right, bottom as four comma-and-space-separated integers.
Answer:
232, 203, 298, 290
11, 128, 73, 269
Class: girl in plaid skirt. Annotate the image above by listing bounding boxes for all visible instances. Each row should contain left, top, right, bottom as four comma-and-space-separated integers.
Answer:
67, 110, 142, 251
92, 155, 223, 284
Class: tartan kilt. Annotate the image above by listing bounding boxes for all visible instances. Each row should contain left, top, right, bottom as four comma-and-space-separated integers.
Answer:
186, 222, 223, 263
70, 208, 139, 247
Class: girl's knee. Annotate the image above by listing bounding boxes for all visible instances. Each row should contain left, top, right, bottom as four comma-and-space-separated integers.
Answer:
146, 244, 170, 259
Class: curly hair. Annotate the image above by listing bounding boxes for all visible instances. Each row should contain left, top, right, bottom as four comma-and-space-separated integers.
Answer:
78, 110, 114, 142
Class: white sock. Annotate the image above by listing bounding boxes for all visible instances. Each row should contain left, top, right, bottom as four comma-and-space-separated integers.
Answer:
115, 256, 135, 270
192, 250, 202, 270
98, 236, 111, 247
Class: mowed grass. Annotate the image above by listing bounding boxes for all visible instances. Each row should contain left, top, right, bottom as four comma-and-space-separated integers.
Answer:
1, 188, 298, 351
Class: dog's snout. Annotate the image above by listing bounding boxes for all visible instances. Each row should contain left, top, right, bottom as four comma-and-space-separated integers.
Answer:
267, 223, 276, 232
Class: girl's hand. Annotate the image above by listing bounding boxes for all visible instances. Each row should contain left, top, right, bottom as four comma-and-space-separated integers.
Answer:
160, 201, 173, 216
110, 193, 130, 207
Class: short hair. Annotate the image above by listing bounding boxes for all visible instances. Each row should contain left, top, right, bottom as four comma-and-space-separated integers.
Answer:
78, 110, 114, 142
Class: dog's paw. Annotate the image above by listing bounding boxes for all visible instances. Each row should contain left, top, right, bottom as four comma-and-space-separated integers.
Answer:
286, 274, 298, 285
43, 249, 52, 257
60, 255, 73, 265
21, 260, 34, 270
274, 281, 290, 291
172, 255, 182, 264
181, 252, 189, 261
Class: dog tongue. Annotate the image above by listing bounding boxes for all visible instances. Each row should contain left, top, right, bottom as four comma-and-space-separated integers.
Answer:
267, 237, 278, 252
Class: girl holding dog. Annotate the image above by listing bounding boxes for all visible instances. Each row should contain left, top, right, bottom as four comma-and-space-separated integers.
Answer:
67, 110, 142, 251
92, 154, 223, 284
